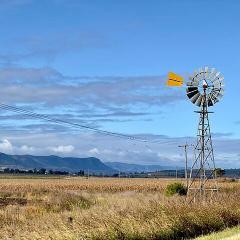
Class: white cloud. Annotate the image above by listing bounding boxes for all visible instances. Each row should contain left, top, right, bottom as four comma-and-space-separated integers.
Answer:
0, 139, 13, 153
0, 66, 183, 110
19, 145, 35, 154
102, 149, 113, 154
49, 145, 75, 154
117, 151, 126, 157
0, 131, 238, 168
88, 148, 100, 155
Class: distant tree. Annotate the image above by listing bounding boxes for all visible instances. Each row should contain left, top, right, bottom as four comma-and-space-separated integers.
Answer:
77, 170, 84, 176
214, 168, 226, 177
14, 169, 20, 174
4, 168, 10, 173
38, 168, 47, 174
52, 170, 69, 175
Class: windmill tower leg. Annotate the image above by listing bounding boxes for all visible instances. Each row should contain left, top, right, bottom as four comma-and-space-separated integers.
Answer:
188, 90, 218, 201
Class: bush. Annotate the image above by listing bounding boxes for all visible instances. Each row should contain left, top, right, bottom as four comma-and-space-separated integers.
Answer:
165, 182, 187, 197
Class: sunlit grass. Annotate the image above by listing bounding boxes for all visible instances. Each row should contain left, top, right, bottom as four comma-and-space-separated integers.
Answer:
0, 177, 239, 239
195, 226, 240, 239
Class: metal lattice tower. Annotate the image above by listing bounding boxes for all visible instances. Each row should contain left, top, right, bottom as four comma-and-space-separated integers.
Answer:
188, 89, 218, 201
185, 67, 224, 201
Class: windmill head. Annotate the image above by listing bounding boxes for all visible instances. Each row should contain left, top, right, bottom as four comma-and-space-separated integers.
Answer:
186, 66, 224, 107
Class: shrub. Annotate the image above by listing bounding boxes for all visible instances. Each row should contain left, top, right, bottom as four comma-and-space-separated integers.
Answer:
165, 182, 187, 197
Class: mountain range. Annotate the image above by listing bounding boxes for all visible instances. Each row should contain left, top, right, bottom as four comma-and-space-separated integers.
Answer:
104, 161, 175, 172
0, 152, 114, 173
0, 152, 176, 174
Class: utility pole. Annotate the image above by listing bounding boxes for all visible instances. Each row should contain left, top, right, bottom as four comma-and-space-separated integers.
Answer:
178, 143, 191, 188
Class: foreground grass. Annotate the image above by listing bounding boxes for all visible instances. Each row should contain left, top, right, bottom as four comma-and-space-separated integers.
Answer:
0, 177, 239, 239
195, 226, 240, 239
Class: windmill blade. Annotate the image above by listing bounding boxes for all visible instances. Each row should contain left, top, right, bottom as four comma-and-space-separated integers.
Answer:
188, 76, 199, 86
208, 88, 224, 106
213, 80, 224, 87
217, 88, 224, 98
219, 88, 224, 94
210, 68, 217, 76
193, 70, 198, 79
207, 68, 217, 82
193, 79, 200, 86
198, 67, 204, 74
218, 76, 224, 82
211, 88, 221, 97
187, 87, 199, 99
219, 83, 225, 88
211, 80, 224, 96
211, 90, 221, 98
211, 85, 222, 92
212, 72, 221, 82
188, 75, 194, 81
212, 84, 224, 95
192, 69, 200, 80
203, 66, 209, 77
215, 72, 221, 78
190, 92, 201, 104
186, 86, 198, 92
212, 86, 223, 93
204, 66, 210, 79
207, 95, 214, 107
198, 67, 204, 77
209, 92, 219, 104
209, 70, 218, 80
187, 80, 198, 87
213, 75, 224, 84
195, 95, 203, 106
212, 85, 221, 91
194, 73, 202, 83
210, 68, 216, 74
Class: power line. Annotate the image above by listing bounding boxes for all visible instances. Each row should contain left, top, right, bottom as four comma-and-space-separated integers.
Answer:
0, 103, 171, 145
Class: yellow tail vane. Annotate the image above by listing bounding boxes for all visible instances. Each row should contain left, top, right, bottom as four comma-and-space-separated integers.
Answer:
166, 72, 184, 86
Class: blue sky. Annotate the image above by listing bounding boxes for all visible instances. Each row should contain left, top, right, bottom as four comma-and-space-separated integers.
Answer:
0, 0, 239, 168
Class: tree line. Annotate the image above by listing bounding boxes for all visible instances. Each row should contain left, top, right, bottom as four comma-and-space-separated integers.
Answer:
2, 168, 85, 176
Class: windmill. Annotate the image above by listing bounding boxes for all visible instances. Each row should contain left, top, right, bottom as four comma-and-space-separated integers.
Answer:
166, 67, 224, 201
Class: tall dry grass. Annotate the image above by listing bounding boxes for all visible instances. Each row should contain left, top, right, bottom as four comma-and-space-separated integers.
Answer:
0, 177, 239, 240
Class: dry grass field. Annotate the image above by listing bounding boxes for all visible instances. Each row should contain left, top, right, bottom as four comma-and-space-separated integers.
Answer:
0, 176, 239, 240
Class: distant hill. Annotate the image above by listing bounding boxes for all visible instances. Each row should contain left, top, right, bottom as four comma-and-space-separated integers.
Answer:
0, 152, 115, 173
105, 161, 175, 172
225, 169, 240, 178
